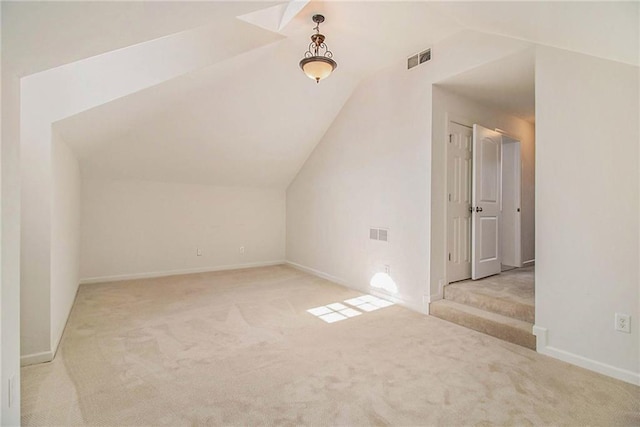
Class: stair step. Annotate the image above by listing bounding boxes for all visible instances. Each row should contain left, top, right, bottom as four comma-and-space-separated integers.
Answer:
444, 282, 534, 323
430, 299, 536, 350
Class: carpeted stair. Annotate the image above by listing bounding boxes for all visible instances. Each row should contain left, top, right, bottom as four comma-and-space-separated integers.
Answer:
430, 277, 536, 350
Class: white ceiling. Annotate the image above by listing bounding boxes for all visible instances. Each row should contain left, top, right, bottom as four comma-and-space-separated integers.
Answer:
437, 48, 536, 123
10, 1, 636, 189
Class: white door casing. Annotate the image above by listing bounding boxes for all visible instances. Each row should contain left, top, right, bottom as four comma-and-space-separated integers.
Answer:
447, 122, 473, 283
472, 124, 502, 279
500, 138, 522, 268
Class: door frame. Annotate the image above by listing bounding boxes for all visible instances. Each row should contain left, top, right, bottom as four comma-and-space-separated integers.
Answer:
497, 131, 523, 268
445, 115, 525, 284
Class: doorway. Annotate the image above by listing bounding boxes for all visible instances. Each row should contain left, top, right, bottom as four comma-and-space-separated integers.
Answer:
446, 120, 522, 283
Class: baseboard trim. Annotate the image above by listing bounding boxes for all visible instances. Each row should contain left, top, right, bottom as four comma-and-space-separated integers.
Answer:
51, 284, 82, 360
80, 260, 286, 285
285, 261, 351, 288
21, 351, 53, 367
285, 261, 425, 314
534, 325, 639, 386
522, 259, 535, 267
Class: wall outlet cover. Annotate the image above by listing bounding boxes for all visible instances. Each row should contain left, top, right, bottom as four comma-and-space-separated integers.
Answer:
615, 313, 631, 333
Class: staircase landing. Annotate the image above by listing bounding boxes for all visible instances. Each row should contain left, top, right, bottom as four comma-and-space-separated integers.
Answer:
430, 267, 535, 350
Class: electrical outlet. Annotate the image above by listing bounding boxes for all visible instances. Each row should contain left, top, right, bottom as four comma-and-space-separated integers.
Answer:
239, 246, 245, 256
615, 313, 631, 333
196, 248, 202, 257
384, 264, 390, 275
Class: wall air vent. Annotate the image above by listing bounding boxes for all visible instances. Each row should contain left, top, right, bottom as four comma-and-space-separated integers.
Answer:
370, 228, 379, 240
407, 48, 432, 70
370, 228, 389, 242
407, 54, 419, 70
419, 49, 431, 64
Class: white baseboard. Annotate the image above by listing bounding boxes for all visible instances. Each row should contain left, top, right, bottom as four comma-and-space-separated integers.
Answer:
522, 259, 535, 267
80, 260, 286, 284
534, 325, 639, 386
21, 351, 53, 366
285, 261, 425, 314
285, 261, 352, 288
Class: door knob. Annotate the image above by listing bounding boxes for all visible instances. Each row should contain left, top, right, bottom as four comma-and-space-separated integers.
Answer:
476, 207, 483, 212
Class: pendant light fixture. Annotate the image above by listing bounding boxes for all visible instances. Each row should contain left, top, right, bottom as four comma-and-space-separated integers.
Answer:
299, 14, 337, 83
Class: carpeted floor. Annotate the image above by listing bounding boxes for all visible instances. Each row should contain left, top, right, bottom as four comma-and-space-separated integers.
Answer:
21, 265, 639, 426
450, 266, 535, 311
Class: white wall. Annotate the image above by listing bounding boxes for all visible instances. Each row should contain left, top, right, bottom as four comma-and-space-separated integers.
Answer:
286, 31, 533, 312
80, 180, 285, 282
534, 46, 639, 384
429, 86, 535, 299
50, 131, 81, 353
1, 9, 21, 423
286, 61, 432, 311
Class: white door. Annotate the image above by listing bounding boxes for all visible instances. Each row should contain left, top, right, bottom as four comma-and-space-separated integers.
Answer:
472, 124, 502, 279
447, 122, 473, 283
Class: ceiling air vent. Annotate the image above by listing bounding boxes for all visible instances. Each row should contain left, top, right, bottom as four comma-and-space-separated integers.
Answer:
407, 48, 431, 70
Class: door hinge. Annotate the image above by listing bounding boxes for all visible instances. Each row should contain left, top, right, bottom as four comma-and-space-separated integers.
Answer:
449, 134, 452, 143
448, 253, 451, 261
448, 193, 451, 202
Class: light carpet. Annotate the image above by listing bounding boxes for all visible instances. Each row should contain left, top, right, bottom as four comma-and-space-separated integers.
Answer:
22, 265, 639, 426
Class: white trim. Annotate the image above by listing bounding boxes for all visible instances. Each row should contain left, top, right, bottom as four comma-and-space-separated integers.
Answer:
532, 325, 548, 348
80, 260, 286, 285
50, 285, 81, 358
534, 325, 639, 386
369, 288, 424, 314
21, 351, 53, 366
429, 291, 443, 304
285, 261, 351, 288
285, 261, 425, 314
522, 259, 535, 266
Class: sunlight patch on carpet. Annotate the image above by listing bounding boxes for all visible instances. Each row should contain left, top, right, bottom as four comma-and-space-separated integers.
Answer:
307, 294, 394, 323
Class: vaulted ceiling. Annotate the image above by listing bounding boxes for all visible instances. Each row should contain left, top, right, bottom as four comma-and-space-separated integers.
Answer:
7, 1, 638, 189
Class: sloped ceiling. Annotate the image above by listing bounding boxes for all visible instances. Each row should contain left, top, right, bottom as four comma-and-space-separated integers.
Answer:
21, 0, 634, 189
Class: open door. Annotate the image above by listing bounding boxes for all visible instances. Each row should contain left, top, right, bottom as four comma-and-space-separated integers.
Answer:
472, 125, 502, 279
